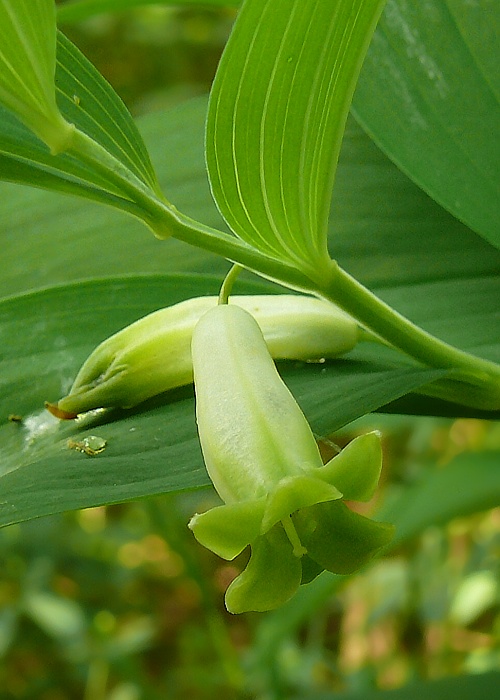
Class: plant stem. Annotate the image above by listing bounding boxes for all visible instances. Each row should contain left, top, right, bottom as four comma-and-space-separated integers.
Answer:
318, 261, 500, 410
64, 128, 500, 409
66, 127, 315, 292
219, 264, 243, 304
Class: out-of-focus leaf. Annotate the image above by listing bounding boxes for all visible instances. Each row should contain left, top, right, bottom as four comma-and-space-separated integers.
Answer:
353, 0, 500, 249
23, 592, 86, 639
58, 0, 240, 24
292, 671, 500, 699
0, 275, 443, 528
206, 0, 386, 272
0, 31, 161, 208
381, 450, 500, 546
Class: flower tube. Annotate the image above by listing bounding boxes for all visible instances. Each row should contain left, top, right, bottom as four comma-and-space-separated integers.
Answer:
189, 303, 394, 613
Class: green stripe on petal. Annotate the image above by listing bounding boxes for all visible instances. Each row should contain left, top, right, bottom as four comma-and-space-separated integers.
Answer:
318, 432, 383, 502
188, 498, 266, 561
224, 528, 302, 614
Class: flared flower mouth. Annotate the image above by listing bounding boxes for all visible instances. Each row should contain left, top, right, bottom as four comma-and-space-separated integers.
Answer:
190, 303, 394, 613
189, 433, 394, 614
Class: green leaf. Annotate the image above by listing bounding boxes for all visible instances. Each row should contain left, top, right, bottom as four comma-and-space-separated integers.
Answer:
58, 0, 240, 25
0, 0, 73, 153
0, 31, 161, 210
353, 0, 500, 249
292, 671, 500, 700
0, 275, 444, 528
1, 98, 498, 398
382, 450, 500, 547
206, 0, 386, 273
0, 99, 225, 301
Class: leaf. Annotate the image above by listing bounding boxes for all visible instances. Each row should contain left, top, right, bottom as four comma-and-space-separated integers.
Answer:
0, 31, 161, 209
57, 0, 240, 25
206, 0, 386, 272
381, 450, 500, 547
0, 275, 444, 528
291, 671, 500, 700
352, 0, 500, 249
0, 99, 225, 301
0, 0, 73, 152
1, 98, 498, 393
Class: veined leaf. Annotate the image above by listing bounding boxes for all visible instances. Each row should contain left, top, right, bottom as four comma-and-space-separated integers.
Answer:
55, 33, 160, 194
353, 0, 500, 249
0, 31, 162, 210
206, 0, 386, 275
1, 98, 499, 377
58, 0, 240, 24
0, 99, 499, 527
0, 275, 444, 528
0, 0, 73, 153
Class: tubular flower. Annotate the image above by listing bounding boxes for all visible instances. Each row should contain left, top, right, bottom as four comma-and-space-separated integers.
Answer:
189, 304, 394, 614
46, 294, 359, 419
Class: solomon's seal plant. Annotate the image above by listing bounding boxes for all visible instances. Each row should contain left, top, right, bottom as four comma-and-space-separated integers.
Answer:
189, 301, 394, 613
0, 0, 498, 629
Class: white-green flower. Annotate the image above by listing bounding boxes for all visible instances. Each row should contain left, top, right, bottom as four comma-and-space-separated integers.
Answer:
189, 304, 394, 613
47, 294, 359, 418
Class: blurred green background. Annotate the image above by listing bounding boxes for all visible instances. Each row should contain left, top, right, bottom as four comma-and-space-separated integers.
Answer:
0, 5, 499, 699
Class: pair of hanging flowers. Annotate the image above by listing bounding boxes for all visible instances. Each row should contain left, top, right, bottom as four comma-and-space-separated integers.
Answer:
47, 288, 393, 614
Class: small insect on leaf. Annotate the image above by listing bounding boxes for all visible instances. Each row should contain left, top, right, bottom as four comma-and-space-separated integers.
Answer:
8, 414, 23, 424
68, 436, 107, 457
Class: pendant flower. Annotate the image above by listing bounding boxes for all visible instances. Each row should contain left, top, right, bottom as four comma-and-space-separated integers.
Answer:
189, 304, 394, 614
46, 294, 358, 419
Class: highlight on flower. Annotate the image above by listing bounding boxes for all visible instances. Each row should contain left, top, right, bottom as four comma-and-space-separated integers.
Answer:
188, 303, 394, 614
46, 294, 359, 419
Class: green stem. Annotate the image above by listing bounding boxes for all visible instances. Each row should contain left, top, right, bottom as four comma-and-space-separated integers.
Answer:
218, 264, 242, 304
318, 261, 500, 410
66, 127, 313, 292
